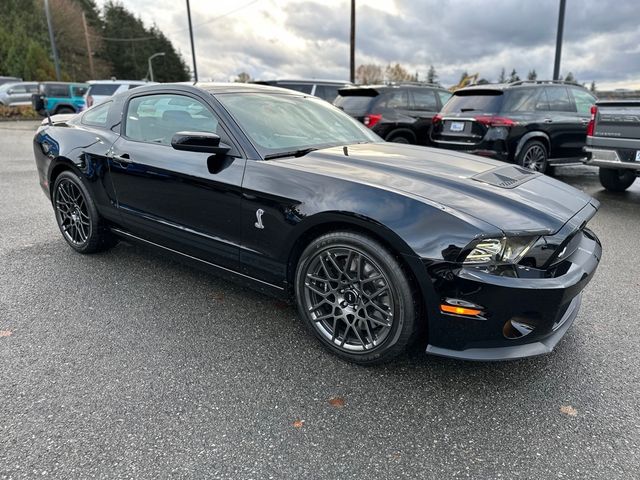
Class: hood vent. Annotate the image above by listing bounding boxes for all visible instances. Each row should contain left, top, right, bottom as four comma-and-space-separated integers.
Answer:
472, 165, 539, 189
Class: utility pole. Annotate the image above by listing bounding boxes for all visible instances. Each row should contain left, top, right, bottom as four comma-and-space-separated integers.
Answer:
186, 0, 198, 82
81, 12, 95, 78
44, 0, 61, 80
350, 0, 355, 83
553, 0, 566, 81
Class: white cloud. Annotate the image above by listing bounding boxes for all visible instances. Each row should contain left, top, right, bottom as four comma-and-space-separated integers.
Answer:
97, 0, 640, 88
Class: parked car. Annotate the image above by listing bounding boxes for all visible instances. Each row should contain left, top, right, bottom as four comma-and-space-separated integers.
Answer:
583, 99, 640, 192
85, 79, 151, 109
0, 76, 22, 86
0, 82, 39, 106
430, 80, 597, 173
32, 82, 89, 115
33, 82, 601, 364
252, 79, 352, 102
334, 84, 452, 145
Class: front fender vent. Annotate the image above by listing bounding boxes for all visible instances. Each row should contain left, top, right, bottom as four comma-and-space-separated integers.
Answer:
472, 165, 539, 189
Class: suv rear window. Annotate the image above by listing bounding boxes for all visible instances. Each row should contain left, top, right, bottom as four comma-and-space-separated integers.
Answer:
89, 84, 120, 96
441, 90, 503, 114
334, 95, 374, 116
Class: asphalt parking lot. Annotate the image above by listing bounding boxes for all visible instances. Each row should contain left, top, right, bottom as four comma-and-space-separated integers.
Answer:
1, 120, 639, 479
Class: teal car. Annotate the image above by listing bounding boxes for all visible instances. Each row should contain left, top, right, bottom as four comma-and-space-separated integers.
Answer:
32, 82, 89, 115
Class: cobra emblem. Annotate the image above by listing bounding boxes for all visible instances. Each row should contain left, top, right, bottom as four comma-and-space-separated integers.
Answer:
254, 209, 265, 229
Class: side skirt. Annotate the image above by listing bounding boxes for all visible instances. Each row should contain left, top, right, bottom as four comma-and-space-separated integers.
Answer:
110, 228, 288, 300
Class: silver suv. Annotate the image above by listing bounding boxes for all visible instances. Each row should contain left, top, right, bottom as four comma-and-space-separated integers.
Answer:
0, 82, 39, 106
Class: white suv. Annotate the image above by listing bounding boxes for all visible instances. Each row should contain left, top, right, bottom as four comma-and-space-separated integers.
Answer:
84, 80, 154, 109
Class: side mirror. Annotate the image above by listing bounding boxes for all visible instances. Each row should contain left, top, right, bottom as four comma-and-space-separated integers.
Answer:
171, 131, 230, 155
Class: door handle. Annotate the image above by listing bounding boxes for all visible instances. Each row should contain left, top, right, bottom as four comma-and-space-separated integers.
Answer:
111, 153, 132, 164
543, 118, 553, 124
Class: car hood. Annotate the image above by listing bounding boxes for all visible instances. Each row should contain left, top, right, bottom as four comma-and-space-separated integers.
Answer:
278, 142, 595, 234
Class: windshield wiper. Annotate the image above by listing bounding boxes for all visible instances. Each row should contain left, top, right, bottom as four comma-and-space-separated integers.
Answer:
263, 147, 319, 160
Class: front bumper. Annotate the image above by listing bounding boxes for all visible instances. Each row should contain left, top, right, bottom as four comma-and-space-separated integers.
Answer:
425, 224, 601, 361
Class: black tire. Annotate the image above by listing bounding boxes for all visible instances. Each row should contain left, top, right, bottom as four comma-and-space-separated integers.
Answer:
517, 139, 548, 173
599, 167, 636, 192
387, 132, 413, 144
294, 231, 419, 365
55, 106, 75, 114
52, 170, 117, 253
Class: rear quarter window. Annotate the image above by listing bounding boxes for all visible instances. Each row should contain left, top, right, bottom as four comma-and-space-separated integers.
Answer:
334, 95, 375, 116
81, 101, 111, 127
502, 88, 543, 112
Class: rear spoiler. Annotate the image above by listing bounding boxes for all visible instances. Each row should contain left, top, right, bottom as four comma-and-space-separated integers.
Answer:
337, 87, 380, 97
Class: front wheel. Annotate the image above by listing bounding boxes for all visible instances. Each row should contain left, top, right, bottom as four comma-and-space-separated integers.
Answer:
294, 231, 418, 365
599, 167, 636, 192
52, 171, 117, 253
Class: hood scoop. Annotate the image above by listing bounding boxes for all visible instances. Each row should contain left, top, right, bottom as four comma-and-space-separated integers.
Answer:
472, 165, 539, 189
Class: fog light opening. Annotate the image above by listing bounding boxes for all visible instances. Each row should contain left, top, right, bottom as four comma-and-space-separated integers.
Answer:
503, 319, 535, 339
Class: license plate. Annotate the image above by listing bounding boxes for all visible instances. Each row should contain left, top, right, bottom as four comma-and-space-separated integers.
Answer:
636, 151, 640, 162
449, 121, 465, 132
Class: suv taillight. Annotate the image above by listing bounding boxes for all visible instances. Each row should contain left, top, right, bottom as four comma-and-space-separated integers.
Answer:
586, 105, 597, 137
432, 113, 443, 124
364, 113, 382, 128
475, 115, 517, 127
87, 95, 93, 108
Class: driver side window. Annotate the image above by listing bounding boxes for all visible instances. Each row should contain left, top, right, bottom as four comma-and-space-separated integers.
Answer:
125, 94, 225, 146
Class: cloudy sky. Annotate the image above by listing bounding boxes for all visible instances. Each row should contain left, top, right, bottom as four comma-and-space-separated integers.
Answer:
98, 0, 639, 89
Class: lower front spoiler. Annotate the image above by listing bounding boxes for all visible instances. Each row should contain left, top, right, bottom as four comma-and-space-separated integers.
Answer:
426, 294, 581, 361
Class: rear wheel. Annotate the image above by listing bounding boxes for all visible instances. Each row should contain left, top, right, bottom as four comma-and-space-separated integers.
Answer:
53, 171, 117, 253
387, 132, 413, 144
55, 106, 75, 114
294, 231, 418, 365
599, 167, 637, 192
517, 140, 548, 173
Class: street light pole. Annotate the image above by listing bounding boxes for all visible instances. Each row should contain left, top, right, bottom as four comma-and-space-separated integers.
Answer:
186, 0, 198, 82
553, 0, 567, 81
147, 52, 165, 82
350, 0, 355, 83
44, 0, 61, 80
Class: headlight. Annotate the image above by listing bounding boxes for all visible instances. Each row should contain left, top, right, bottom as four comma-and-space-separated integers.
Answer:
463, 236, 538, 265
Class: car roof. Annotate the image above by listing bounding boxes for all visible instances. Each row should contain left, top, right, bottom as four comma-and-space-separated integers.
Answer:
457, 81, 589, 94
41, 81, 88, 86
338, 84, 449, 96
88, 80, 150, 85
254, 79, 352, 85
194, 82, 308, 95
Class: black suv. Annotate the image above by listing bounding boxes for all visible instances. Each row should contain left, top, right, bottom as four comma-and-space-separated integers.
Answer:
334, 84, 452, 145
252, 79, 352, 102
430, 80, 597, 172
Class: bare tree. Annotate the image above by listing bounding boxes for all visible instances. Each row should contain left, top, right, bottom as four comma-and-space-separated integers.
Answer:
385, 63, 417, 83
356, 64, 383, 84
234, 72, 251, 83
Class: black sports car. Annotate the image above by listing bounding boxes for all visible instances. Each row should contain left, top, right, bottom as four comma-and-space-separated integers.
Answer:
33, 83, 602, 364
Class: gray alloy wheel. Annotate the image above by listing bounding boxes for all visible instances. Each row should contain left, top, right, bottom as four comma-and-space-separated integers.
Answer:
295, 231, 418, 364
53, 171, 117, 253
518, 140, 548, 173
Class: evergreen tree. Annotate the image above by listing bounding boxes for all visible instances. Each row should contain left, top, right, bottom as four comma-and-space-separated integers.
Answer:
426, 65, 438, 84
498, 68, 506, 83
590, 81, 597, 93
527, 69, 537, 81
508, 69, 520, 82
564, 72, 576, 83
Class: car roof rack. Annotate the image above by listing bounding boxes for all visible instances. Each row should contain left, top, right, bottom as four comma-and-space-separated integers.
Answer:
509, 79, 581, 87
386, 81, 444, 88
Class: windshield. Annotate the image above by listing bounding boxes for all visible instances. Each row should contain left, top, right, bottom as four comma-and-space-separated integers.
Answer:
441, 91, 504, 114
216, 92, 380, 157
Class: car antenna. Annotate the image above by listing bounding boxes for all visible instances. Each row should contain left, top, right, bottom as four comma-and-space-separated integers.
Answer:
343, 146, 349, 156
